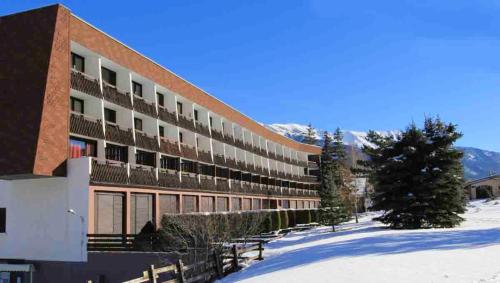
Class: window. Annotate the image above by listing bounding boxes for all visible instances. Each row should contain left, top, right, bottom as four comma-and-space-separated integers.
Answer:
71, 52, 85, 72
196, 137, 199, 148
222, 122, 225, 132
134, 118, 143, 131
101, 67, 117, 86
0, 208, 5, 233
157, 92, 164, 107
159, 125, 165, 137
177, 102, 183, 115
70, 97, 84, 114
104, 108, 116, 123
194, 109, 199, 121
132, 81, 143, 97
179, 132, 183, 143
136, 150, 156, 167
160, 156, 179, 170
105, 144, 128, 162
209, 117, 213, 127
70, 137, 97, 158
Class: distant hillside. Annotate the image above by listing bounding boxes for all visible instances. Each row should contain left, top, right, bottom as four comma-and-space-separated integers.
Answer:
266, 123, 500, 180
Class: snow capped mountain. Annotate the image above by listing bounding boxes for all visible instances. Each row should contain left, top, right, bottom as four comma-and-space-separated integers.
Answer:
266, 123, 500, 180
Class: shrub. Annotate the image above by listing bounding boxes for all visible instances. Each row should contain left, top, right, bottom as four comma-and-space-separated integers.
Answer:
287, 210, 297, 227
259, 211, 272, 233
270, 210, 281, 231
279, 210, 289, 229
296, 210, 311, 225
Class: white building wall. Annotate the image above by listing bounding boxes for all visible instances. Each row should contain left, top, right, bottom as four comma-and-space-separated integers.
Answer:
0, 158, 90, 262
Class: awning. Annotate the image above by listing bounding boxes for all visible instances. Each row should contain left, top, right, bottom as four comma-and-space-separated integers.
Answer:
0, 264, 35, 272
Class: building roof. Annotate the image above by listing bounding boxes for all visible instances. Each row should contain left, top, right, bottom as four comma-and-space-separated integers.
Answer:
465, 174, 500, 186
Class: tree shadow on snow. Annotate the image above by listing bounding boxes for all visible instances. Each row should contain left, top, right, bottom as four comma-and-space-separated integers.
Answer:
227, 227, 500, 281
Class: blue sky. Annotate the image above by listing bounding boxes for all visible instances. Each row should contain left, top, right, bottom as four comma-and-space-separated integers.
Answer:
3, 1, 499, 151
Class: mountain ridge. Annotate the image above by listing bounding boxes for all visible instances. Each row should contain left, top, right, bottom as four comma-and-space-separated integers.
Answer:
266, 123, 500, 180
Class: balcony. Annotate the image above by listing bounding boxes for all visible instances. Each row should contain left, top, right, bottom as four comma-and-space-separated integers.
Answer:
197, 150, 212, 164
105, 123, 134, 146
70, 113, 104, 139
70, 70, 102, 98
214, 154, 225, 166
180, 143, 197, 160
158, 169, 180, 188
195, 122, 211, 137
180, 174, 199, 189
211, 129, 224, 141
178, 115, 195, 131
235, 161, 247, 171
216, 178, 230, 192
135, 132, 159, 151
226, 158, 237, 169
222, 134, 234, 146
199, 177, 215, 191
234, 139, 245, 149
90, 159, 128, 185
129, 165, 157, 186
159, 138, 180, 156
103, 84, 132, 109
301, 175, 319, 183
158, 107, 178, 126
133, 96, 156, 117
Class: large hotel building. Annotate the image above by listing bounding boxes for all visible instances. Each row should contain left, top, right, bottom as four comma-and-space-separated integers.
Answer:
0, 4, 321, 281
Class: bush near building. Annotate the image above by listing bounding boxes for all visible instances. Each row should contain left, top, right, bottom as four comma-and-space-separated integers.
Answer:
287, 210, 297, 227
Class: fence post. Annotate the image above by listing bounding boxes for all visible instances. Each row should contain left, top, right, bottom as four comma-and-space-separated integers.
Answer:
147, 264, 157, 283
258, 241, 264, 260
232, 245, 239, 271
176, 259, 186, 283
213, 250, 223, 278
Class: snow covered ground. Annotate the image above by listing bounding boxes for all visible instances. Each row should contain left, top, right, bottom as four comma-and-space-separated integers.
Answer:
219, 200, 500, 283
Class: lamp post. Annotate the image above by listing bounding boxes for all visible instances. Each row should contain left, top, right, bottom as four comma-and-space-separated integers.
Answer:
68, 209, 85, 261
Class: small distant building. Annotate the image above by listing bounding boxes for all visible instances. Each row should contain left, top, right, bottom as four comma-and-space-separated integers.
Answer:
465, 174, 500, 200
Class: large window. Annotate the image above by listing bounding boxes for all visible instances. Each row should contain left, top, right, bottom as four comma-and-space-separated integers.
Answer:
94, 192, 124, 234
157, 92, 164, 107
105, 144, 128, 162
70, 97, 84, 114
134, 118, 143, 131
104, 108, 117, 123
101, 67, 117, 86
136, 150, 155, 167
132, 81, 143, 97
176, 102, 183, 115
71, 52, 85, 72
130, 193, 154, 234
70, 137, 97, 158
0, 208, 5, 233
160, 155, 179, 170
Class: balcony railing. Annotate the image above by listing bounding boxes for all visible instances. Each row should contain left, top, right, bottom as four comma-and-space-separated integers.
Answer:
197, 150, 212, 164
135, 132, 159, 151
133, 96, 156, 117
70, 113, 104, 139
70, 70, 102, 98
178, 115, 195, 131
195, 122, 211, 137
159, 138, 180, 156
216, 178, 230, 192
211, 129, 224, 141
129, 166, 157, 186
301, 175, 319, 183
180, 143, 197, 160
90, 160, 128, 184
158, 107, 178, 126
234, 139, 245, 148
214, 154, 225, 166
199, 177, 215, 191
235, 161, 247, 171
105, 123, 134, 146
158, 169, 180, 188
180, 174, 199, 189
226, 158, 237, 169
103, 84, 133, 109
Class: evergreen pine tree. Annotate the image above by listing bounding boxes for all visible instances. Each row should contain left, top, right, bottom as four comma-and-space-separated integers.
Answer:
319, 131, 349, 231
302, 123, 318, 145
361, 118, 465, 229
330, 128, 351, 220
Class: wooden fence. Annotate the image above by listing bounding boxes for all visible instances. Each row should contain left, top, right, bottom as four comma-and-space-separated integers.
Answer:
116, 241, 263, 283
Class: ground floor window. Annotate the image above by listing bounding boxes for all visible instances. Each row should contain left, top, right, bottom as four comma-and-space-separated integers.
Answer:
94, 192, 124, 234
183, 195, 198, 213
130, 193, 154, 234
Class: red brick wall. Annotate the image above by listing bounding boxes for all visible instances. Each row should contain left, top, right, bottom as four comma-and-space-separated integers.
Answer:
0, 5, 70, 177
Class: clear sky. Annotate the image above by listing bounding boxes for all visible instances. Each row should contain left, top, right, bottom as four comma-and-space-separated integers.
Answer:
3, 1, 499, 151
